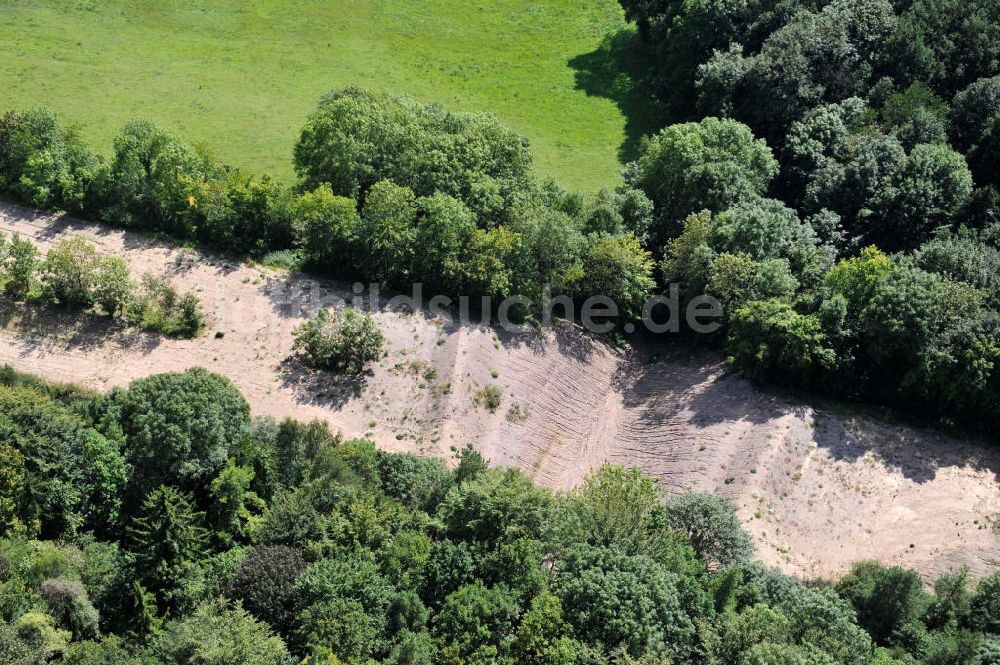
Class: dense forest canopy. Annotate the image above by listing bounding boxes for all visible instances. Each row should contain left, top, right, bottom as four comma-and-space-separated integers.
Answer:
0, 366, 999, 664
610, 0, 1000, 430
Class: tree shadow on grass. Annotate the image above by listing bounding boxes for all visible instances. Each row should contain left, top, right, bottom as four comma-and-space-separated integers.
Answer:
568, 26, 668, 164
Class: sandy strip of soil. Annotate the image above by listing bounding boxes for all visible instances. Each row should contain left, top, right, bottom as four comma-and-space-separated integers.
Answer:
1, 203, 998, 581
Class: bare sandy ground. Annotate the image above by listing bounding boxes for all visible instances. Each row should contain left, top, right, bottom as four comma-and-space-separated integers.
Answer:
1, 203, 998, 581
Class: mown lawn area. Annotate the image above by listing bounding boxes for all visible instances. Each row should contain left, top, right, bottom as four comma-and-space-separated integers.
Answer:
0, 0, 630, 191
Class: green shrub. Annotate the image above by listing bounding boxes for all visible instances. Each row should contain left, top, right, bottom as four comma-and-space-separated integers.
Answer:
0, 109, 100, 213
177, 293, 205, 336
39, 237, 102, 308
259, 249, 303, 271
92, 257, 133, 317
0, 234, 201, 338
4, 234, 38, 299
474, 385, 502, 413
291, 308, 384, 375
144, 599, 290, 665
126, 274, 204, 338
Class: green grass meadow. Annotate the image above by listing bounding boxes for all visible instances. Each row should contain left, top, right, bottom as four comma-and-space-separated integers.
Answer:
0, 0, 632, 191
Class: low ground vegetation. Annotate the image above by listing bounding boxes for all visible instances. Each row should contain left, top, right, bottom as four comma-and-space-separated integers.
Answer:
0, 233, 204, 338
474, 385, 503, 413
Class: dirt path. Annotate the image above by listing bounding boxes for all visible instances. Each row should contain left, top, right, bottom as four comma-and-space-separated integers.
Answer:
2, 203, 998, 581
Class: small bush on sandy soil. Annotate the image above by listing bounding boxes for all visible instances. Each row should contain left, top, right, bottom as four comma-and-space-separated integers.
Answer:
260, 249, 303, 271
126, 274, 205, 338
474, 385, 502, 413
291, 308, 384, 375
3, 233, 39, 299
506, 402, 528, 423
93, 256, 133, 317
